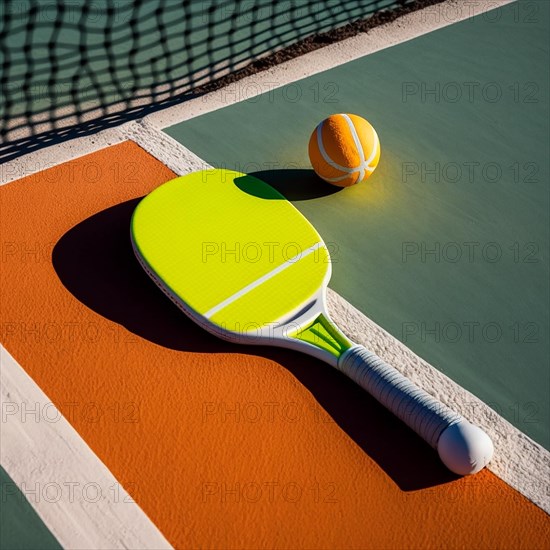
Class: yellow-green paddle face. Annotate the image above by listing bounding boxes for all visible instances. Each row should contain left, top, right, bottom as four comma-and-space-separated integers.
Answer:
131, 169, 330, 335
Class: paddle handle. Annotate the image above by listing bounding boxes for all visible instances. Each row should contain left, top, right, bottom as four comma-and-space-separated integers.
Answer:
337, 345, 493, 475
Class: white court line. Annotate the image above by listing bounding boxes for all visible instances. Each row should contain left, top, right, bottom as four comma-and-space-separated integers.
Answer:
0, 345, 173, 550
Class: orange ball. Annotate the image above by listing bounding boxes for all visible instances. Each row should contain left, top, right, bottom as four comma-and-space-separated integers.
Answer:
308, 113, 380, 187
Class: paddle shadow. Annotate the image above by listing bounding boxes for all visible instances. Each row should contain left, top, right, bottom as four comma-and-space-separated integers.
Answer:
52, 198, 459, 491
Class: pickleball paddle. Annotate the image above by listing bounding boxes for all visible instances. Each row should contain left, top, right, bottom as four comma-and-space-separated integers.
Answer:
131, 169, 493, 475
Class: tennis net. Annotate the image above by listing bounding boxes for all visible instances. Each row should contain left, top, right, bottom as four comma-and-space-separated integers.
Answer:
1, 0, 434, 159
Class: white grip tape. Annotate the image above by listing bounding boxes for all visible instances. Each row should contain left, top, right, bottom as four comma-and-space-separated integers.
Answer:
338, 345, 462, 448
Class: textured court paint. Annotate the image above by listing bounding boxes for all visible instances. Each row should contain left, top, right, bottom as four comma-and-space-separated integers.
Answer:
164, 2, 550, 448
0, 466, 61, 550
1, 142, 549, 549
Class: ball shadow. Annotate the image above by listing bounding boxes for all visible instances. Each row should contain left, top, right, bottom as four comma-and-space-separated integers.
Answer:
52, 198, 459, 491
248, 169, 341, 200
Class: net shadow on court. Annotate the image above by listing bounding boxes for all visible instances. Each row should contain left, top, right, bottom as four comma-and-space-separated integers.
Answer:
0, 0, 445, 163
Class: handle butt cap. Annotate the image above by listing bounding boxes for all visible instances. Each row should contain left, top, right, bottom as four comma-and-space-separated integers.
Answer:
437, 421, 494, 475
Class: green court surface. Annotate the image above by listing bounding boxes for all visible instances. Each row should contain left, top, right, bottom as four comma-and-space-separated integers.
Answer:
165, 2, 549, 448
0, 466, 61, 550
